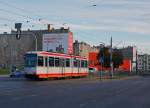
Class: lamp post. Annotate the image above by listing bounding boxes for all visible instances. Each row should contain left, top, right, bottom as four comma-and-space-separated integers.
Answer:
99, 42, 105, 80
110, 37, 113, 78
136, 50, 138, 75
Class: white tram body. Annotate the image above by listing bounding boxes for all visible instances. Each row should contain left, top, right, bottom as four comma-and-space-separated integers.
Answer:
24, 51, 88, 79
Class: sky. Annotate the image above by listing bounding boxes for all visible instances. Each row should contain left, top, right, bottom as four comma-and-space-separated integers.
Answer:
0, 0, 150, 53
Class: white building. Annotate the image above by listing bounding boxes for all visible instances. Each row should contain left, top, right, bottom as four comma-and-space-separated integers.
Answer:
138, 54, 150, 72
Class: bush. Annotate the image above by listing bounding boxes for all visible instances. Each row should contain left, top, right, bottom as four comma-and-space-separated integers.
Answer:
0, 68, 9, 75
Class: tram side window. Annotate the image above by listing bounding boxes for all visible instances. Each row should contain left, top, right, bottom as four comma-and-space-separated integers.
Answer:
49, 57, 54, 67
38, 56, 44, 66
81, 60, 84, 68
66, 58, 70, 67
74, 59, 80, 67
73, 59, 78, 67
60, 58, 65, 67
55, 57, 60, 67
77, 60, 81, 67
84, 60, 88, 67
81, 60, 88, 68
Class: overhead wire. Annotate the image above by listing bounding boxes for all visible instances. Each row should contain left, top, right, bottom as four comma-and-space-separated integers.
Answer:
0, 0, 52, 31
0, 8, 33, 20
73, 29, 102, 45
0, 0, 37, 15
0, 0, 51, 25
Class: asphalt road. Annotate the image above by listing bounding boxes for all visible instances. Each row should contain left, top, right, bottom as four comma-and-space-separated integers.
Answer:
0, 76, 150, 108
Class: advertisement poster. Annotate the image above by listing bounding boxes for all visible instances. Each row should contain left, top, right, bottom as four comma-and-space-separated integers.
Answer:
43, 33, 73, 54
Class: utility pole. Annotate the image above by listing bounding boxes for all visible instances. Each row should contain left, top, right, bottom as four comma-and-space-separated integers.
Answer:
99, 43, 105, 80
110, 37, 113, 78
136, 50, 138, 75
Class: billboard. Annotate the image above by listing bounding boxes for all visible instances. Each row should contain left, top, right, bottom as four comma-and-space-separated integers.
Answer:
67, 32, 73, 54
42, 32, 73, 54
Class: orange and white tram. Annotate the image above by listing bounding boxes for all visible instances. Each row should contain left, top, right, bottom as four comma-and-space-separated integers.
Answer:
24, 51, 88, 79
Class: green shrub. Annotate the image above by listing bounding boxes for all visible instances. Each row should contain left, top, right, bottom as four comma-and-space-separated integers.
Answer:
0, 68, 9, 75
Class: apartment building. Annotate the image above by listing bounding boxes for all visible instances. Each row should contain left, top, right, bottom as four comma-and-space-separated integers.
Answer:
138, 54, 150, 72
73, 40, 99, 58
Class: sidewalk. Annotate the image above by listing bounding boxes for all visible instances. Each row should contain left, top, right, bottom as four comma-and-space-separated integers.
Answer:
0, 74, 9, 78
87, 74, 140, 81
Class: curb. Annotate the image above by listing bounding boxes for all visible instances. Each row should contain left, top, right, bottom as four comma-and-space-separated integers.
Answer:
0, 74, 9, 77
94, 75, 140, 81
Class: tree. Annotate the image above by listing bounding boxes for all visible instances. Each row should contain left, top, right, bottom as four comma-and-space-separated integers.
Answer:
112, 48, 123, 68
97, 47, 123, 69
97, 47, 110, 68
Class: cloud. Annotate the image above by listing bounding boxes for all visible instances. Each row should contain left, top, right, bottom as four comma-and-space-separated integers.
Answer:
32, 0, 150, 36
68, 22, 150, 35
1, 0, 150, 53
0, 28, 11, 33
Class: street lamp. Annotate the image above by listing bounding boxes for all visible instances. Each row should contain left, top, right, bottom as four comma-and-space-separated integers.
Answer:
99, 42, 105, 80
110, 37, 113, 78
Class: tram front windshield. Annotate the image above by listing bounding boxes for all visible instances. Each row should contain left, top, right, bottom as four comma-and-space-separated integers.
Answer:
25, 54, 37, 67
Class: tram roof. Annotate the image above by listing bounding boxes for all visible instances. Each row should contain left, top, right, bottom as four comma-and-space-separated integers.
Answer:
26, 51, 88, 60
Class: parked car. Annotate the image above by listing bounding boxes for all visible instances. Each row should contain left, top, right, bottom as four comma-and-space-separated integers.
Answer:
88, 67, 97, 73
10, 69, 25, 78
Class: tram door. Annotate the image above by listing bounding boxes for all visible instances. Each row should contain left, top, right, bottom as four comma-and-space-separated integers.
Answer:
77, 59, 81, 74
48, 57, 55, 75
60, 58, 65, 76
45, 57, 48, 77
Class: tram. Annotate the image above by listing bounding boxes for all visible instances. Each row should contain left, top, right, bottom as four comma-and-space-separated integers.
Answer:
24, 51, 88, 79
